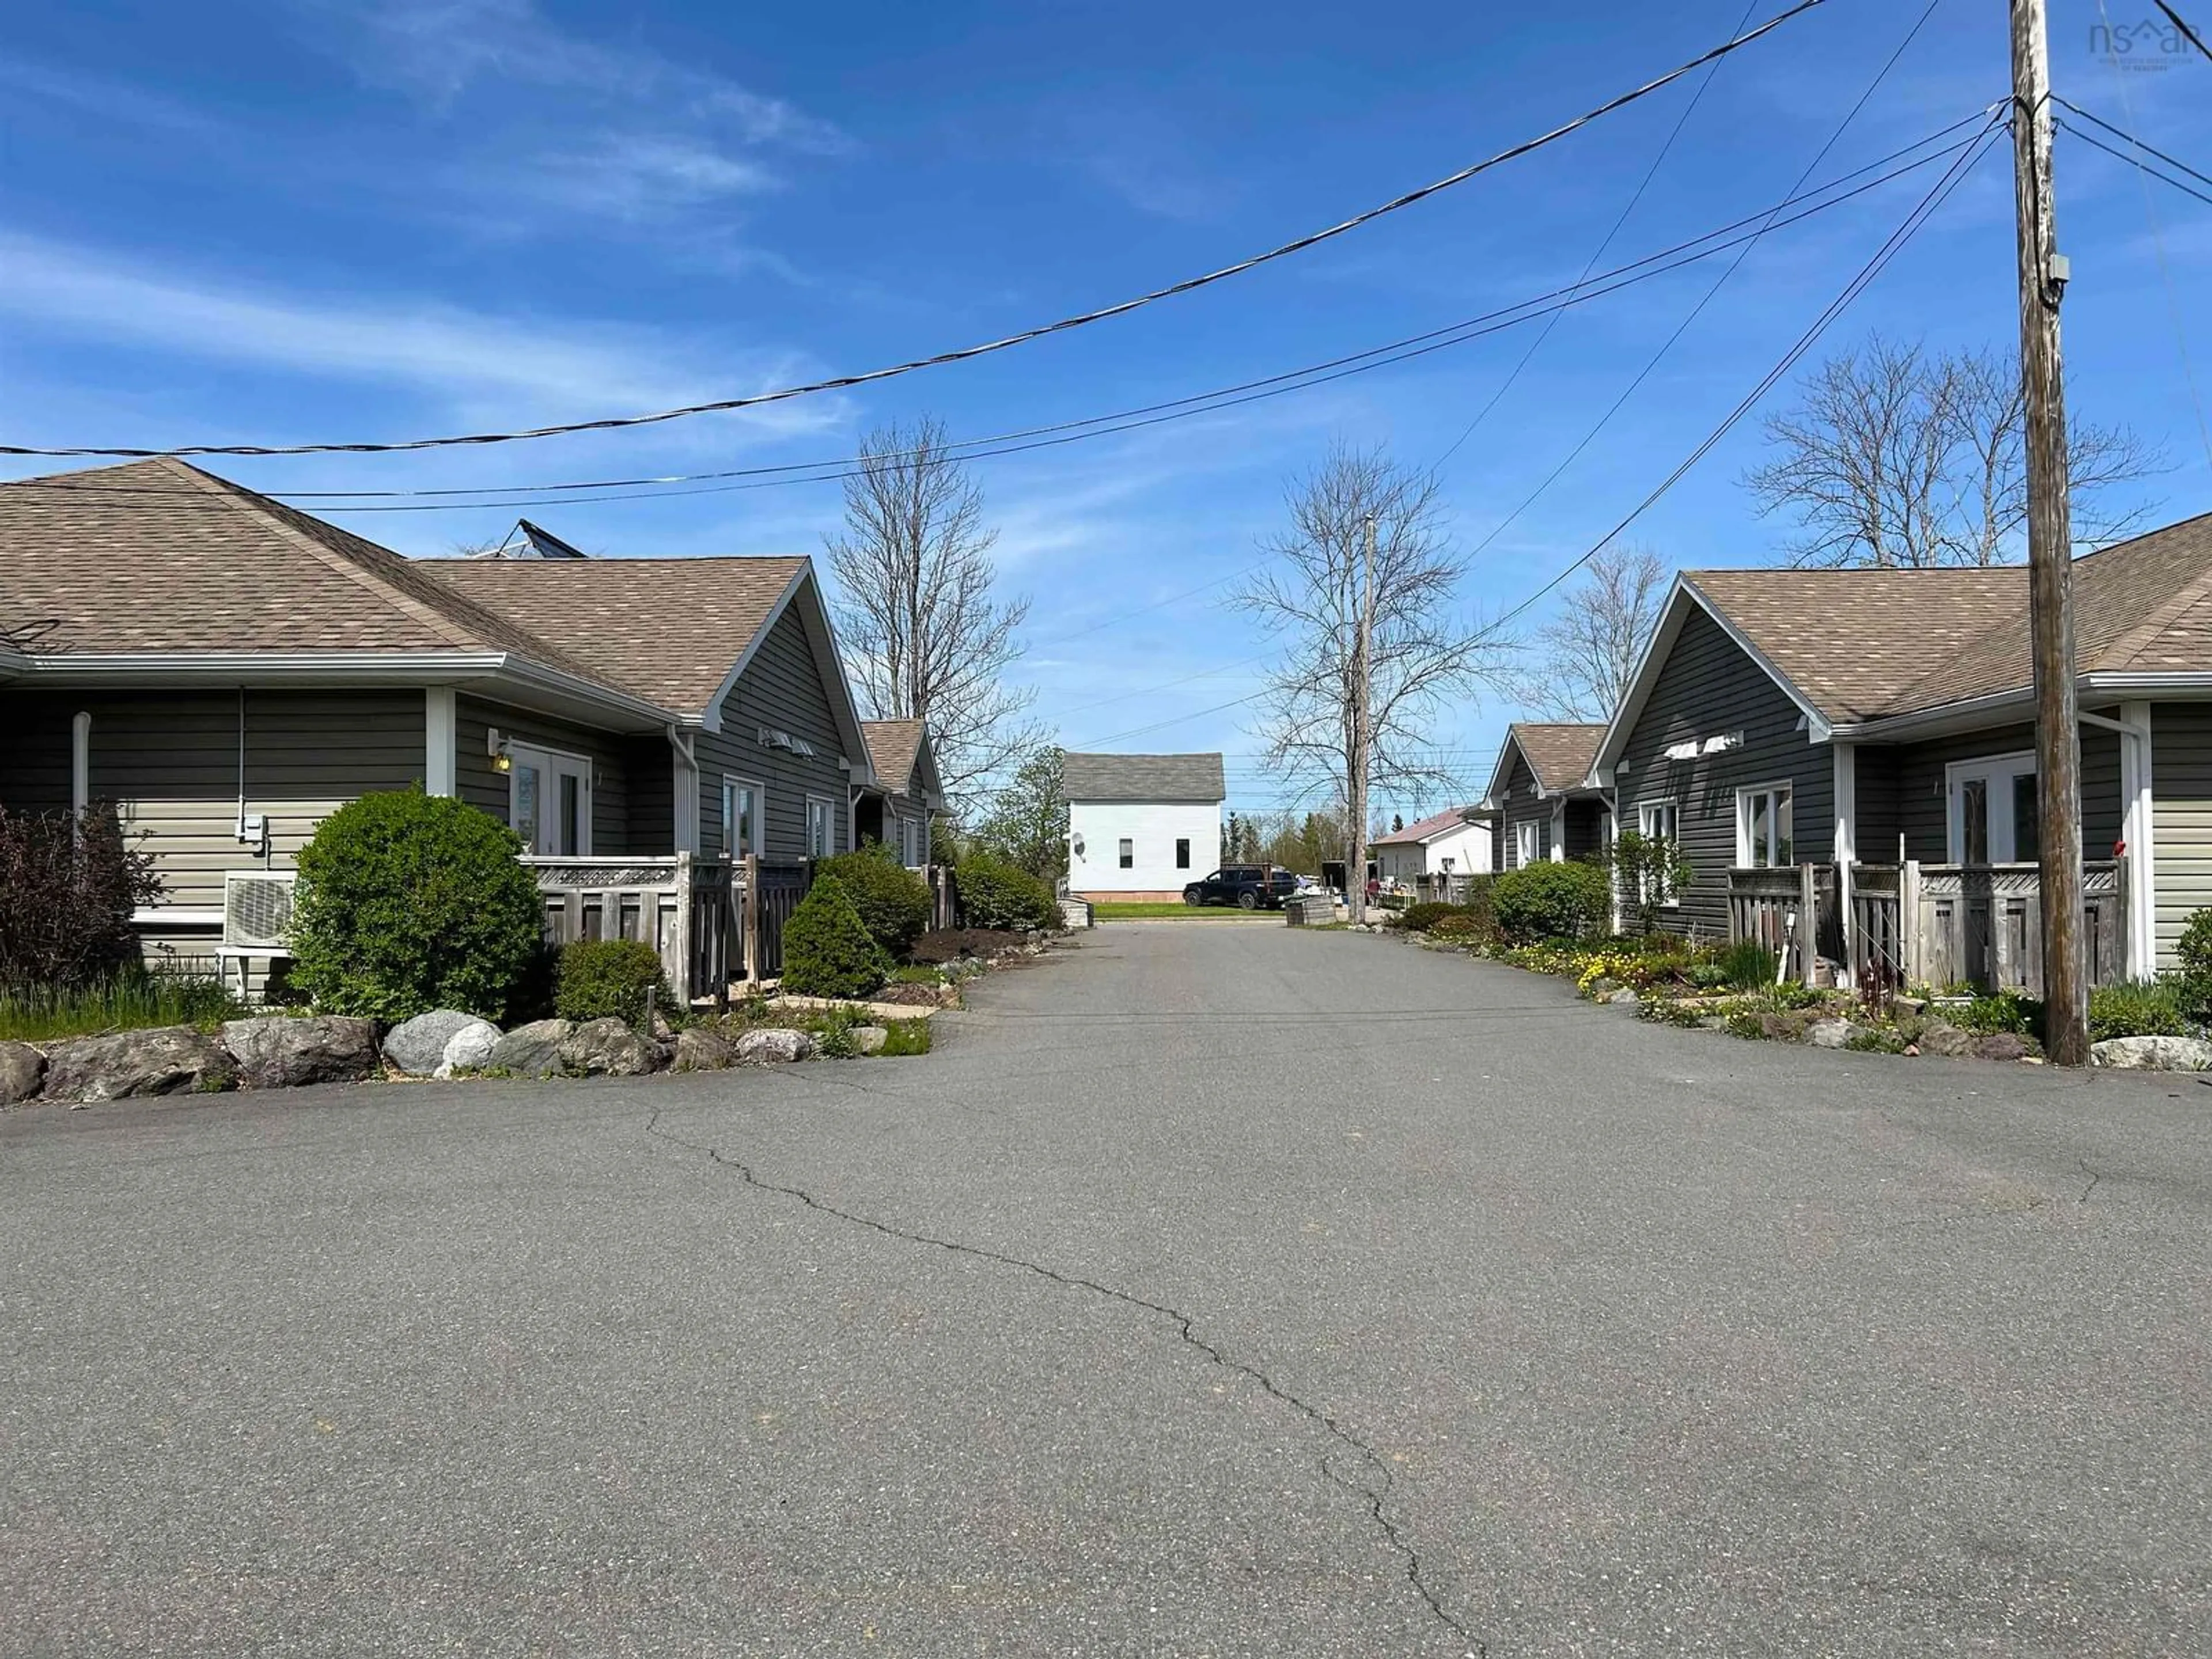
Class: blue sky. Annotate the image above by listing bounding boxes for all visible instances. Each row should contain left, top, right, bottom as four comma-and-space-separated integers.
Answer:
4, 0, 2209, 822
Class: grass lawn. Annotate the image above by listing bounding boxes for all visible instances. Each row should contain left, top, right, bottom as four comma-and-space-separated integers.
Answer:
1090, 902, 1279, 919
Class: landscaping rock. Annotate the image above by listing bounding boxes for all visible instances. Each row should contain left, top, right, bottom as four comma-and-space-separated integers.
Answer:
1919, 1022, 1977, 1058
1973, 1031, 2032, 1063
384, 1010, 491, 1077
434, 1020, 502, 1079
672, 1027, 736, 1072
486, 1018, 574, 1078
41, 1026, 235, 1103
221, 1015, 378, 1090
557, 1017, 660, 1077
0, 1040, 47, 1104
2090, 1034, 2212, 1071
1759, 1010, 1812, 1041
1806, 1018, 1859, 1050
849, 1025, 890, 1055
734, 1027, 815, 1065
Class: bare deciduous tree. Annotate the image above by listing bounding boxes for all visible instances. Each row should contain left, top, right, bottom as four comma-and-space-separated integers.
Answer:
1517, 543, 1669, 722
1230, 442, 1511, 918
825, 418, 1039, 808
1745, 335, 2165, 567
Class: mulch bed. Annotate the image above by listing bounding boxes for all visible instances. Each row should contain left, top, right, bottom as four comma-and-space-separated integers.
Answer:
872, 983, 948, 1007
908, 929, 1026, 964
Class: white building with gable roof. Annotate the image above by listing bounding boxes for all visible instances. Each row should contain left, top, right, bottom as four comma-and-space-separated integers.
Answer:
1063, 752, 1226, 902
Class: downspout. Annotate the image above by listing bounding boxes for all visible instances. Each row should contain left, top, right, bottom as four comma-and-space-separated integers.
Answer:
2082, 706, 2154, 976
70, 711, 91, 818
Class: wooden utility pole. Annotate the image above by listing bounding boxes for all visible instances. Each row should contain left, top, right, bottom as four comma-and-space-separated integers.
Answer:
1347, 512, 1377, 925
2011, 0, 2089, 1065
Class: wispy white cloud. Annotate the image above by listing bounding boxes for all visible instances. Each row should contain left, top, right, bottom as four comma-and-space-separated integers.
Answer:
0, 54, 224, 134
0, 230, 844, 441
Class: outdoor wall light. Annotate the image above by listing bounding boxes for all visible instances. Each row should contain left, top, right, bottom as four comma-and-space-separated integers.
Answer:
487, 728, 514, 772
1071, 833, 1086, 857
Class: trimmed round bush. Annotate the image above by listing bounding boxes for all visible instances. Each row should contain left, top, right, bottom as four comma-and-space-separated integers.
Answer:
289, 788, 546, 1022
1491, 859, 1611, 944
555, 938, 674, 1030
817, 846, 933, 959
780, 875, 893, 999
1395, 900, 1459, 933
957, 852, 1059, 932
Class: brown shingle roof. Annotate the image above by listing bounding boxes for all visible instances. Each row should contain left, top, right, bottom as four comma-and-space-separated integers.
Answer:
1683, 512, 2212, 722
425, 555, 805, 718
1062, 752, 1225, 802
1373, 805, 1484, 845
859, 720, 925, 793
0, 457, 601, 675
1509, 723, 1606, 791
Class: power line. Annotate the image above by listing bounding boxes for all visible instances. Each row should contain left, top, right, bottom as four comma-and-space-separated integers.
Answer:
0, 3, 1831, 461
1462, 0, 1953, 565
2055, 116, 2212, 209
2153, 0, 2212, 62
1430, 0, 1760, 472
2054, 98, 2212, 194
1068, 116, 2004, 749
1487, 115, 2005, 633
7, 114, 1988, 516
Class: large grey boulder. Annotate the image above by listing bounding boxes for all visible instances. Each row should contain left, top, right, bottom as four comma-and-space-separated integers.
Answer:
1806, 1018, 1864, 1050
849, 1025, 890, 1055
2091, 1034, 2212, 1071
221, 1015, 378, 1090
734, 1028, 814, 1065
384, 1010, 492, 1077
487, 1018, 573, 1078
434, 1021, 502, 1080
557, 1017, 661, 1077
0, 1040, 47, 1104
42, 1026, 235, 1104
672, 1027, 736, 1072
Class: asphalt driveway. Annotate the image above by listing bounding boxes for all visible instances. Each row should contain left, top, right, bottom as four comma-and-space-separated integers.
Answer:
5, 926, 2209, 1656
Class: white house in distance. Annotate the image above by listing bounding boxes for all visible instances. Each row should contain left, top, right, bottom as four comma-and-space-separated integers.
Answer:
1063, 752, 1226, 902
1372, 806, 1494, 886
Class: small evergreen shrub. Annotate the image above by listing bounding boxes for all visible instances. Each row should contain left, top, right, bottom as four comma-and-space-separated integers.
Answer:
1491, 860, 1611, 943
555, 938, 674, 1030
957, 852, 1059, 931
2176, 907, 2212, 1021
780, 875, 893, 998
1396, 901, 1460, 933
289, 788, 546, 1022
2087, 978, 2188, 1043
817, 845, 933, 958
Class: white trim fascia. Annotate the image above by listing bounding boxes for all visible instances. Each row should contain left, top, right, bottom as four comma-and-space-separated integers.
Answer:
423, 687, 457, 797
1594, 578, 1834, 773
1482, 730, 1529, 808
2118, 700, 2157, 976
1833, 744, 1856, 961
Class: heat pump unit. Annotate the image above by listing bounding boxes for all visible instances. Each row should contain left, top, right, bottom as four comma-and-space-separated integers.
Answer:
223, 870, 297, 953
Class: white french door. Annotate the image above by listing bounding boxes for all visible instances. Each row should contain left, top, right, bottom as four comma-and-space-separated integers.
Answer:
510, 744, 593, 856
1948, 752, 2037, 864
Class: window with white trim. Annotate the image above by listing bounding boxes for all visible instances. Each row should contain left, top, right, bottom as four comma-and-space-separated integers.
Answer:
1515, 820, 1540, 868
1638, 799, 1681, 904
721, 776, 763, 860
1736, 783, 1793, 868
1948, 752, 2037, 864
805, 795, 834, 858
1118, 838, 1134, 869
509, 743, 592, 856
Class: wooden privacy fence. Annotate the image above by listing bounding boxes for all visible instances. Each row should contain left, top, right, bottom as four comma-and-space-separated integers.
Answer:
738, 854, 813, 983
929, 863, 958, 931
523, 853, 735, 1007
1843, 859, 2126, 996
1730, 859, 2129, 995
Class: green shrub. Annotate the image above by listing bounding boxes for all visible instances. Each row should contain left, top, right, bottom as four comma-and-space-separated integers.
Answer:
957, 852, 1059, 932
780, 875, 893, 998
555, 938, 673, 1030
289, 788, 546, 1022
2177, 908, 2212, 1021
1717, 940, 1781, 992
2088, 977, 2189, 1043
1953, 988, 2043, 1036
1428, 912, 1492, 943
817, 844, 934, 958
1725, 1008, 1770, 1040
1491, 861, 1611, 944
1687, 961, 1732, 990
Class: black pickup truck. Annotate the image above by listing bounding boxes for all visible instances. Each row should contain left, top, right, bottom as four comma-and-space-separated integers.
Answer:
1182, 865, 1301, 910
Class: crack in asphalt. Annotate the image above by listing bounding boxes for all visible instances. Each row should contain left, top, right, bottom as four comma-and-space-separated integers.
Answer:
2078, 1158, 2101, 1205
642, 1109, 1484, 1656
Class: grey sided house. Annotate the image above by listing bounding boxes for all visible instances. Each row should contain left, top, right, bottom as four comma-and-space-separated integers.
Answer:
1481, 722, 1609, 872
1592, 509, 2212, 987
0, 458, 875, 980
854, 719, 945, 869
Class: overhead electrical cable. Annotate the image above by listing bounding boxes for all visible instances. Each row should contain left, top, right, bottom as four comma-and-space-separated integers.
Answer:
1430, 0, 1763, 471
1462, 0, 1953, 563
2055, 118, 2212, 209
1070, 115, 2005, 748
0, 2, 1831, 461
2055, 98, 2212, 193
